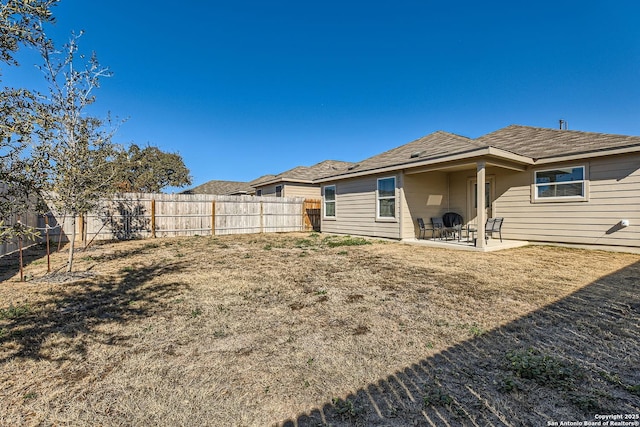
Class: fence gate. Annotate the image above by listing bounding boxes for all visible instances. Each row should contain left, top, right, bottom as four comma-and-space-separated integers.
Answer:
303, 199, 321, 232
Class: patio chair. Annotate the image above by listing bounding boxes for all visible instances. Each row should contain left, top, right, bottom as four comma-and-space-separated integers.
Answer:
416, 217, 428, 239
442, 212, 464, 241
466, 217, 505, 243
485, 217, 504, 242
431, 217, 452, 240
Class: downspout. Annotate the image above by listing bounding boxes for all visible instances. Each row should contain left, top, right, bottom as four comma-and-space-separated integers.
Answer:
476, 161, 487, 248
398, 171, 404, 240
447, 173, 450, 211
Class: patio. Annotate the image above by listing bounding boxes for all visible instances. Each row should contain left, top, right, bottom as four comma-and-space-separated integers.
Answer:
403, 236, 529, 252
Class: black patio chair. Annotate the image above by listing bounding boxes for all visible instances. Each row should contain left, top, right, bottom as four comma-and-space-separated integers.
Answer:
431, 217, 453, 240
416, 217, 428, 239
442, 212, 464, 241
485, 217, 504, 242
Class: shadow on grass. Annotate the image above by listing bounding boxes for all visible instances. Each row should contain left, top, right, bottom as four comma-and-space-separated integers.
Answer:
282, 260, 640, 426
0, 244, 49, 282
0, 260, 190, 363
0, 239, 163, 283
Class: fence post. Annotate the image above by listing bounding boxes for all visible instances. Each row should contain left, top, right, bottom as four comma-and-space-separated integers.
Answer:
18, 235, 24, 281
79, 213, 85, 246
151, 198, 156, 238
45, 214, 51, 272
211, 201, 216, 236
260, 201, 264, 233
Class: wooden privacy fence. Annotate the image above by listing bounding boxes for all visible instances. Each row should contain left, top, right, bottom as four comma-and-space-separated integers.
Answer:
46, 194, 322, 243
0, 183, 42, 258
0, 210, 41, 258
303, 198, 321, 232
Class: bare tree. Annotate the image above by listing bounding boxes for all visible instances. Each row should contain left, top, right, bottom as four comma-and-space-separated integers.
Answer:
37, 32, 121, 272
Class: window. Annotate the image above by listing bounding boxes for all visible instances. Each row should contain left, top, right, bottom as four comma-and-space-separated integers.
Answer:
324, 185, 336, 218
535, 166, 585, 200
256, 189, 262, 196
275, 185, 283, 197
377, 177, 396, 218
474, 182, 491, 209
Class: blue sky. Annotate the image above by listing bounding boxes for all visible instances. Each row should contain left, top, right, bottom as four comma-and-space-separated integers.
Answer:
5, 1, 640, 191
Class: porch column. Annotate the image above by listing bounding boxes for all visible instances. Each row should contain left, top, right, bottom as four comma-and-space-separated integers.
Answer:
476, 161, 486, 248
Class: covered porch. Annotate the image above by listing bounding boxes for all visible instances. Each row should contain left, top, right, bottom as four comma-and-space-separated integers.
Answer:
401, 148, 533, 249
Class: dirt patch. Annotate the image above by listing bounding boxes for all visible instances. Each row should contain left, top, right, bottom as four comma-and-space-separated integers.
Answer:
33, 271, 97, 283
0, 233, 638, 426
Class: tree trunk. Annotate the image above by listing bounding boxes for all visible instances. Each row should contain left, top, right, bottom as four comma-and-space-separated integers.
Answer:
67, 215, 76, 272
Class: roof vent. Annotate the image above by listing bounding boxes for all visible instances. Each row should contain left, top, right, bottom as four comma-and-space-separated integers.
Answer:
347, 164, 359, 170
559, 119, 568, 130
410, 151, 424, 158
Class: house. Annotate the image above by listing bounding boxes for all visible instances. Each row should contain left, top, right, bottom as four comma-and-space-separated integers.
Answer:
316, 125, 640, 249
252, 160, 354, 199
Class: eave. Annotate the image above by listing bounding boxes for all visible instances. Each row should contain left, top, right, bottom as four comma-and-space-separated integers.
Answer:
315, 146, 534, 183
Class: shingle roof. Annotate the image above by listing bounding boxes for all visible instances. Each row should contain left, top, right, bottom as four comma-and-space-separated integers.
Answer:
253, 160, 355, 186
249, 174, 277, 186
335, 131, 480, 175
475, 125, 640, 160
320, 125, 640, 181
182, 180, 253, 195
189, 126, 640, 190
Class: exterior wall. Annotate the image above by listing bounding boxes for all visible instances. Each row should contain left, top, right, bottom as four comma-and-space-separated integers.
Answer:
441, 155, 640, 247
284, 183, 321, 199
255, 182, 320, 199
495, 154, 640, 247
401, 171, 449, 239
321, 173, 401, 239
326, 152, 640, 248
255, 183, 280, 197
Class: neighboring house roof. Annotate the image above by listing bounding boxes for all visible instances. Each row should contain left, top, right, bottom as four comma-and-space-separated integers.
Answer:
317, 125, 640, 182
182, 180, 253, 195
249, 174, 277, 186
253, 160, 355, 187
475, 125, 640, 160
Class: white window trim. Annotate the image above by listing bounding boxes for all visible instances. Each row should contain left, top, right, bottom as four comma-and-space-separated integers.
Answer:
532, 164, 589, 203
323, 185, 336, 219
376, 176, 397, 221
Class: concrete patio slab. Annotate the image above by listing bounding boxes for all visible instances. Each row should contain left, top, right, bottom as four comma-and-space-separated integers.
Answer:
402, 237, 530, 252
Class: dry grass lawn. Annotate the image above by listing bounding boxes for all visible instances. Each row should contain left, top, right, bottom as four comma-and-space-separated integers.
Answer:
1, 232, 639, 426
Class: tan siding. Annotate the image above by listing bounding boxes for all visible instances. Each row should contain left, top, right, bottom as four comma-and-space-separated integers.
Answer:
322, 174, 400, 239
447, 171, 472, 222
330, 153, 639, 247
399, 155, 640, 248
284, 183, 321, 199
402, 172, 448, 239
494, 154, 640, 247
256, 184, 279, 197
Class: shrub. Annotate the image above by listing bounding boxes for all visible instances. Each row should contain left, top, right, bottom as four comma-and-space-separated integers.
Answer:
505, 348, 581, 390
323, 236, 372, 248
423, 385, 453, 407
0, 304, 31, 320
